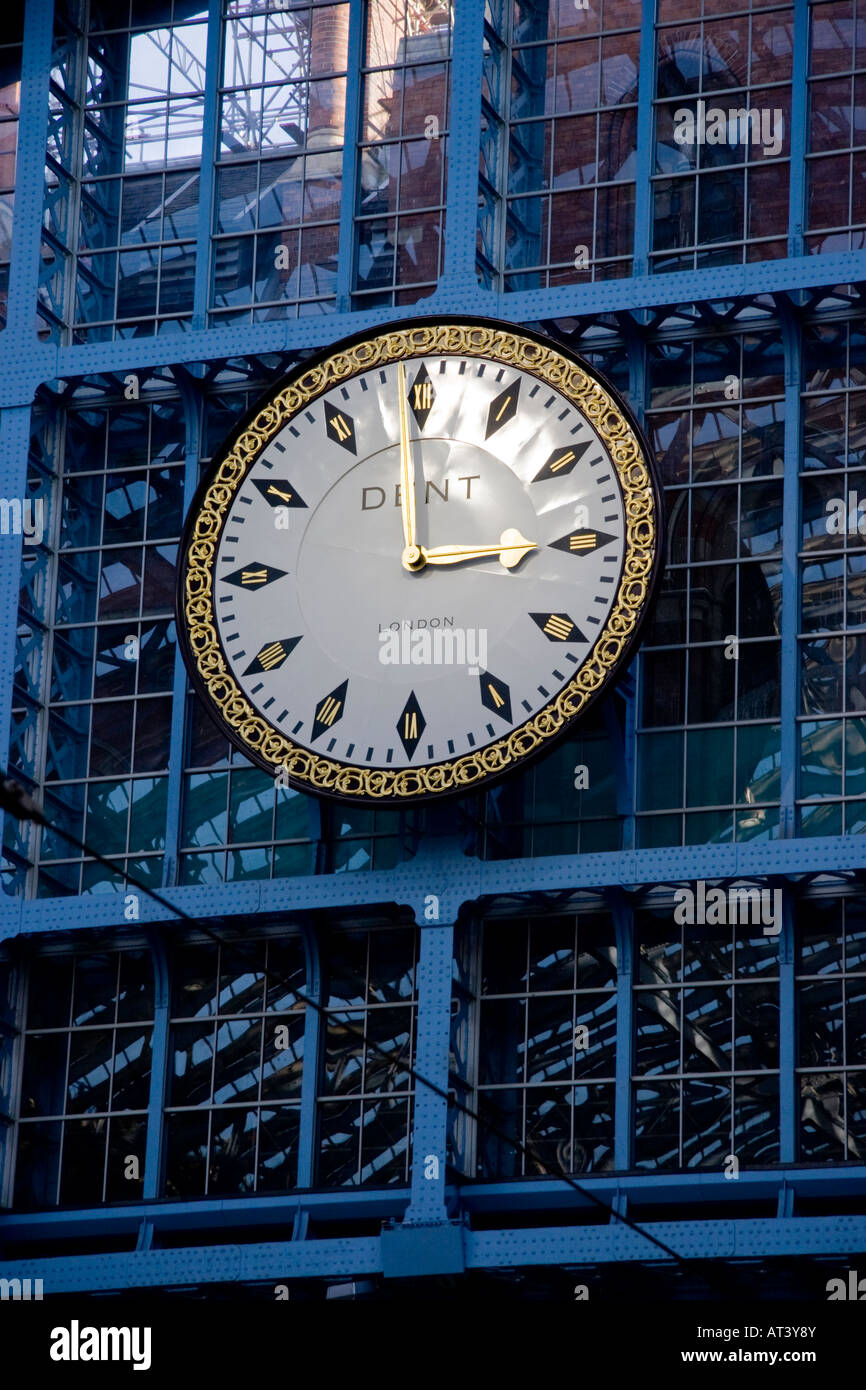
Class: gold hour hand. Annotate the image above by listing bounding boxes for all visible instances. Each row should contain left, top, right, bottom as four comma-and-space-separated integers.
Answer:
421, 528, 536, 570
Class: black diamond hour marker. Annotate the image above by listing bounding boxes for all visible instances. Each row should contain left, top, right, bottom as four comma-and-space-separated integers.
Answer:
242, 636, 302, 675
532, 440, 593, 481
529, 612, 586, 643
311, 679, 348, 741
397, 691, 426, 760
325, 401, 357, 454
479, 671, 513, 723
549, 528, 616, 556
485, 379, 520, 439
224, 561, 288, 589
408, 363, 435, 430
252, 478, 307, 508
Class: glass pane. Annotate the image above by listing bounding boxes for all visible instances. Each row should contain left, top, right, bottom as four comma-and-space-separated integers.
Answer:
59, 1119, 107, 1203
209, 1107, 257, 1193
21, 1034, 68, 1117
257, 1106, 300, 1191
170, 1021, 214, 1105
164, 1111, 209, 1196
72, 954, 118, 1027
111, 1027, 152, 1110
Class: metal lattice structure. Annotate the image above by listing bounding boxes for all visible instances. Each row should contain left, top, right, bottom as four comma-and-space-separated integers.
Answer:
1, 0, 866, 1300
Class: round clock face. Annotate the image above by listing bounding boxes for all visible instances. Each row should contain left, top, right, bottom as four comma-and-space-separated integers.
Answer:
179, 317, 662, 803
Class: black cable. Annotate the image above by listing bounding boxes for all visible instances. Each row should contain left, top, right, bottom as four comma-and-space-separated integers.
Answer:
0, 773, 711, 1279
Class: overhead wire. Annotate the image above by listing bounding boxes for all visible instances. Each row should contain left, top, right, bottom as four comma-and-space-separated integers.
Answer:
0, 772, 724, 1285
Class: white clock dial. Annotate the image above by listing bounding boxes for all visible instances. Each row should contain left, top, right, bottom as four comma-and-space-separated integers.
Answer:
179, 320, 661, 803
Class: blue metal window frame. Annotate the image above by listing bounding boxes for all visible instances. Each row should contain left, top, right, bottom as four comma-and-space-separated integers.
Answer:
3, 0, 866, 1289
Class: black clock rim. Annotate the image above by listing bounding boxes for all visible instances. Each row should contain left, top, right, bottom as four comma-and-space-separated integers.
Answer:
176, 313, 667, 805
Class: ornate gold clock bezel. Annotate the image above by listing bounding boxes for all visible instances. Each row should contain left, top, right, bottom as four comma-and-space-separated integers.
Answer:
178, 315, 664, 803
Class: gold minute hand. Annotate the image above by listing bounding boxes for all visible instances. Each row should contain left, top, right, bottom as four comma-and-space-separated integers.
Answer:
397, 362, 421, 570
420, 529, 536, 570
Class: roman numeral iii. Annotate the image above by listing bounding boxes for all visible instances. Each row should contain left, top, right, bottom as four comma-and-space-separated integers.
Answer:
242, 636, 302, 676
311, 679, 349, 741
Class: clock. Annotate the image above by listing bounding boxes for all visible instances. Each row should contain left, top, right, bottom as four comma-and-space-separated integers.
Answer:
178, 316, 663, 803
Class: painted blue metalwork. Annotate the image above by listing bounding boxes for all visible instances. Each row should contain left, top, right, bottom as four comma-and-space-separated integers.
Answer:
382, 1219, 464, 1277
334, 0, 364, 314
161, 367, 204, 887
601, 695, 631, 838
402, 923, 453, 1224
0, 1185, 410, 1238
0, 1238, 385, 1292
464, 1215, 866, 1267
2, 836, 865, 943
777, 891, 796, 1167
787, 0, 809, 259
295, 919, 323, 1190
4, 1211, 866, 1292
615, 326, 646, 854
191, 0, 224, 332
441, 0, 486, 294
142, 930, 170, 1200
2, 254, 866, 409
1, 0, 866, 1293
3, 1159, 866, 1287
611, 894, 633, 1173
0, 408, 29, 804
0, 956, 23, 1209
778, 301, 801, 840
631, 0, 657, 278
2, 1161, 864, 1239
6, 0, 54, 337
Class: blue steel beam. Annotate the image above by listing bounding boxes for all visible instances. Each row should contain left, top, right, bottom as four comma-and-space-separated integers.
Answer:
0, 251, 864, 409
1, 835, 864, 942
778, 302, 801, 839
333, 0, 364, 313
161, 367, 205, 887
0, 1238, 384, 1292
0, 1186, 409, 1240
0, 957, 23, 1209
142, 931, 170, 1200
612, 895, 633, 1173
190, 0, 224, 332
3, 1213, 866, 1293
402, 923, 453, 1224
777, 893, 797, 1166
2, 1162, 865, 1242
631, 0, 656, 277
1, 0, 864, 1297
5, 0, 54, 337
787, 0, 809, 258
295, 919, 323, 1190
465, 1215, 866, 1267
0, 409, 31, 803
442, 0, 486, 293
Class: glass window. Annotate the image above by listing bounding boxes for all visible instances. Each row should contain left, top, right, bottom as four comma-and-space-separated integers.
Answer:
164, 935, 305, 1196
316, 926, 418, 1186
638, 335, 784, 849
13, 949, 152, 1208
211, 2, 353, 324
472, 914, 617, 1178
634, 910, 780, 1170
354, 1, 452, 308
480, 0, 637, 290
43, 6, 209, 341
797, 898, 866, 1158
652, 4, 793, 271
